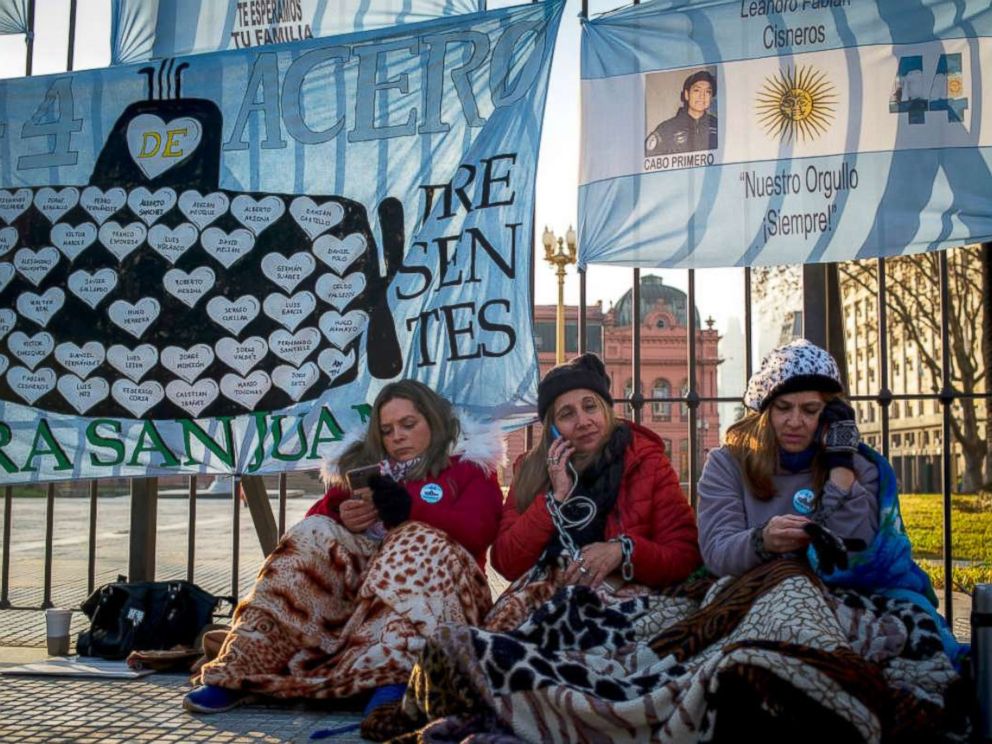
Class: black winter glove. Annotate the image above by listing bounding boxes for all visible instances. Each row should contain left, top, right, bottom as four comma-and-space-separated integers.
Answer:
804, 522, 867, 574
819, 398, 859, 472
369, 474, 411, 529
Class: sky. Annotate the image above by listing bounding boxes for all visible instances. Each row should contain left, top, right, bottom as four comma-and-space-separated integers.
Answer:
0, 0, 780, 398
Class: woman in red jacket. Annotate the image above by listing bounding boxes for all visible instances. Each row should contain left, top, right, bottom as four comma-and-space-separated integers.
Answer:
185, 380, 504, 715
487, 353, 700, 630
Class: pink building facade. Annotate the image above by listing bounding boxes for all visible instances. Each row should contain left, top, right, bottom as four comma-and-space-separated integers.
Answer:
504, 276, 722, 488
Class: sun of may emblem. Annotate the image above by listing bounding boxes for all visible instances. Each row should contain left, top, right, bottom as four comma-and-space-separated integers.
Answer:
756, 66, 837, 142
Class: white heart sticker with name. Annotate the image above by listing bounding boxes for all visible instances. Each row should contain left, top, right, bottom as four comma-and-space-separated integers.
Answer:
68, 268, 118, 310
0, 263, 14, 293
0, 354, 7, 376
107, 344, 158, 383
99, 221, 147, 262
161, 344, 215, 383
8, 366, 56, 404
127, 187, 177, 226
201, 227, 254, 269
148, 223, 198, 264
260, 252, 315, 293
54, 341, 106, 379
34, 187, 80, 224
231, 195, 285, 236
317, 348, 356, 383
268, 327, 320, 366
318, 309, 369, 349
166, 379, 219, 417
51, 222, 98, 262
58, 374, 110, 414
108, 298, 160, 339
17, 288, 65, 328
0, 189, 32, 224
289, 197, 344, 239
164, 266, 215, 308
80, 186, 127, 225
0, 226, 18, 256
272, 362, 319, 402
112, 379, 164, 418
178, 190, 229, 230
220, 370, 271, 410
315, 273, 366, 312
0, 309, 15, 339
206, 295, 260, 336
14, 246, 60, 286
313, 233, 366, 275
8, 331, 54, 370
126, 114, 202, 180
215, 336, 268, 376
262, 291, 315, 332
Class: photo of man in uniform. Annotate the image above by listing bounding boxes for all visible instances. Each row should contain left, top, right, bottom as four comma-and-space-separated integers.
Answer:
645, 70, 718, 156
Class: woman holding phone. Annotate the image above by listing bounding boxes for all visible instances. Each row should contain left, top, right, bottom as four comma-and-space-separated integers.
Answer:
487, 353, 701, 630
185, 380, 504, 715
696, 339, 879, 577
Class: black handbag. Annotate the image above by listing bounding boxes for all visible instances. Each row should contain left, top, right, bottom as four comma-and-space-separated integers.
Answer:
76, 576, 230, 660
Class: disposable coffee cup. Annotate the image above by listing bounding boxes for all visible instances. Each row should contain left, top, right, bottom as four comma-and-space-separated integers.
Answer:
45, 608, 73, 656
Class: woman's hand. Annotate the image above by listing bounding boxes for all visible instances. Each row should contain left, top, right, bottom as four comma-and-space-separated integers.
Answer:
340, 496, 379, 533
545, 436, 576, 501
339, 495, 379, 533
820, 398, 859, 475
563, 541, 622, 588
762, 514, 812, 553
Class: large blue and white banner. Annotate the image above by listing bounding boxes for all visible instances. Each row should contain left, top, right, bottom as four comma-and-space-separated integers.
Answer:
112, 0, 484, 64
579, 0, 992, 268
0, 0, 27, 35
0, 0, 560, 483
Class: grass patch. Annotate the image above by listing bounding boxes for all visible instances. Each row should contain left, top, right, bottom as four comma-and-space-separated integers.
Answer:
901, 493, 992, 593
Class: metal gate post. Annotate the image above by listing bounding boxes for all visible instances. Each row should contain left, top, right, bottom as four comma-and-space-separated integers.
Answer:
803, 263, 847, 380
128, 477, 158, 581
241, 476, 279, 556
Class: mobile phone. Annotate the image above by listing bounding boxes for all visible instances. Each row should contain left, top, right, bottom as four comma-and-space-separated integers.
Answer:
549, 424, 562, 440
346, 464, 380, 492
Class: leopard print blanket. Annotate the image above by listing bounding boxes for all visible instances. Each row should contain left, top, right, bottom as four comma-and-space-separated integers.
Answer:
196, 516, 493, 699
364, 560, 968, 742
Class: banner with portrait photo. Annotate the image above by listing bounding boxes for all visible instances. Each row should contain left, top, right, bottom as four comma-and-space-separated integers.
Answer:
111, 0, 484, 64
0, 0, 561, 483
579, 0, 992, 268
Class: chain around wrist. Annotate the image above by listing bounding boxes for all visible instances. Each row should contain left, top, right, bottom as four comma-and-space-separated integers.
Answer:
609, 535, 635, 582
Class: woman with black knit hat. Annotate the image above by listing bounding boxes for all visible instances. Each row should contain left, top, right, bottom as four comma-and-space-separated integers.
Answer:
486, 352, 700, 630
697, 338, 878, 578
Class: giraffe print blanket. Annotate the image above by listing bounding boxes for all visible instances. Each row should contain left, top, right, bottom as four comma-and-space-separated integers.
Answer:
363, 560, 968, 743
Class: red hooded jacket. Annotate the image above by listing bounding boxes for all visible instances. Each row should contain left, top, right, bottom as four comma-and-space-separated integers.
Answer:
491, 421, 701, 587
306, 455, 503, 569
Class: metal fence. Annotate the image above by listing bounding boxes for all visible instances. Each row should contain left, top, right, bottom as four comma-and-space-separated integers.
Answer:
571, 249, 990, 628
0, 473, 296, 613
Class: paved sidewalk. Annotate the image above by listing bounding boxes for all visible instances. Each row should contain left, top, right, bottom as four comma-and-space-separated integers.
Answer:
0, 650, 366, 743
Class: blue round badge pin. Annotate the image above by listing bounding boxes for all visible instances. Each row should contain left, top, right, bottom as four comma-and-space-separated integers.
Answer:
420, 483, 443, 504
792, 488, 816, 515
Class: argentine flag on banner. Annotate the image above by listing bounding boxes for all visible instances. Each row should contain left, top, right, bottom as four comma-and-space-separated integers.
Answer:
112, 0, 485, 64
579, 0, 992, 268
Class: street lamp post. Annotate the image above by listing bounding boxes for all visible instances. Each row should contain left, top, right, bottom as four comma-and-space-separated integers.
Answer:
542, 226, 577, 364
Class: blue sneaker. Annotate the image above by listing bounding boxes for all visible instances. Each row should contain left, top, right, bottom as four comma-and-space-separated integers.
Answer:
183, 684, 253, 714
362, 683, 407, 716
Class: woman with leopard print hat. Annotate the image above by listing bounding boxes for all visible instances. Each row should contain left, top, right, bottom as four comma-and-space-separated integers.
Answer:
697, 338, 879, 578
698, 338, 960, 661
486, 352, 700, 630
